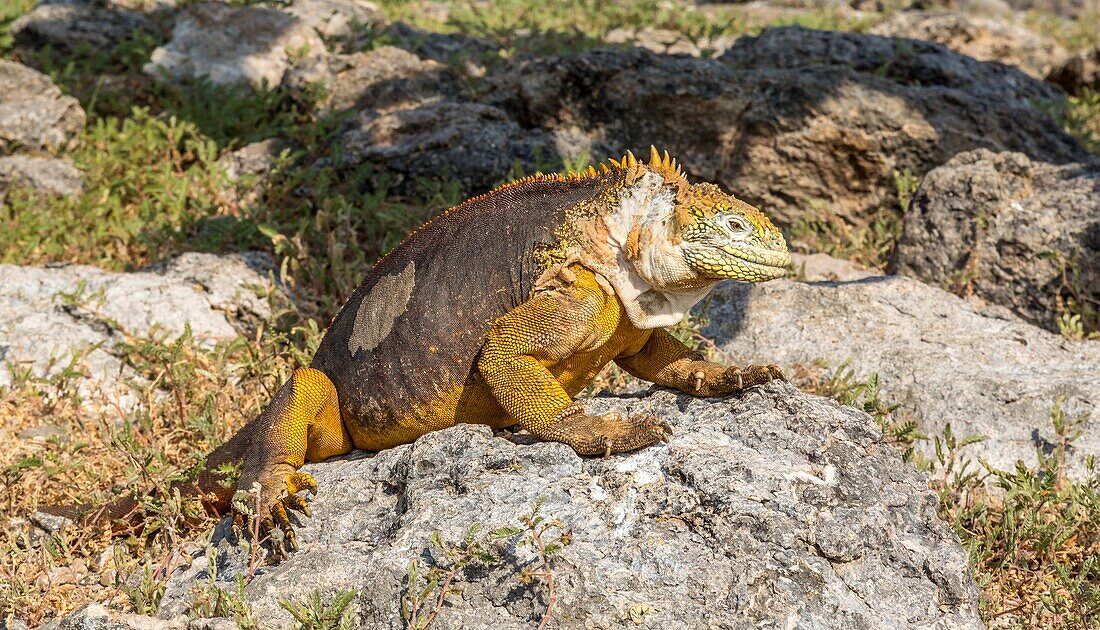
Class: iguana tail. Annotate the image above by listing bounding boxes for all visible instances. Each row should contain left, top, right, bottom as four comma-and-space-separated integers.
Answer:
37, 367, 353, 543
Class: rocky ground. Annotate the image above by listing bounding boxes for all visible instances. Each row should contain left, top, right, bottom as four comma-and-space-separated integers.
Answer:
1, 0, 1099, 628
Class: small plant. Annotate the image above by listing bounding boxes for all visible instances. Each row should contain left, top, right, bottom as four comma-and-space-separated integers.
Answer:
402, 525, 498, 630
280, 589, 357, 630
187, 550, 258, 629
493, 497, 574, 630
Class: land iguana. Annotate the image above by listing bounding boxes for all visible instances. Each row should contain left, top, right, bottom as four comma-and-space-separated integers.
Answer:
68, 148, 792, 556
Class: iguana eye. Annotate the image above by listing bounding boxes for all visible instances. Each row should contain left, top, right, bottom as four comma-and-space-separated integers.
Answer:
726, 217, 751, 237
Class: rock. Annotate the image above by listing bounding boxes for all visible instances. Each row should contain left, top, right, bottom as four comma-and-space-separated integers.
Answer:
38, 603, 186, 630
999, 0, 1094, 18
1047, 46, 1100, 96
152, 384, 981, 629
0, 156, 84, 197
0, 60, 85, 155
283, 46, 468, 112
340, 101, 557, 194
890, 149, 1100, 333
869, 10, 1066, 79
10, 0, 159, 52
604, 26, 738, 57
283, 0, 384, 48
482, 27, 1086, 228
217, 137, 296, 182
701, 276, 1100, 473
217, 138, 297, 204
0, 253, 283, 407
791, 252, 876, 282
144, 2, 325, 88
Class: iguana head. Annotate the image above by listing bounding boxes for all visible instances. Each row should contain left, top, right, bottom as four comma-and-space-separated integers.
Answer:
570, 147, 791, 328
673, 181, 791, 283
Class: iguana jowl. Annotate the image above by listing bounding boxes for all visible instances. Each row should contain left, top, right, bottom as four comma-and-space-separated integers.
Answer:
163, 148, 791, 553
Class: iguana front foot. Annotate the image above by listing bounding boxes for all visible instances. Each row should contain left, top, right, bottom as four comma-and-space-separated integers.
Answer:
688, 363, 785, 397
549, 403, 672, 456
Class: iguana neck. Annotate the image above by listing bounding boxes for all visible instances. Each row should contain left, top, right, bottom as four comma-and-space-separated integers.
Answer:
580, 171, 717, 329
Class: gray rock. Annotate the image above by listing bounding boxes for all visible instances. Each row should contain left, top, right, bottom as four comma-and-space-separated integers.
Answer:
154, 384, 981, 629
1047, 46, 1100, 96
869, 10, 1066, 79
791, 252, 876, 282
9, 0, 158, 52
604, 26, 738, 57
482, 27, 1086, 228
39, 604, 186, 630
0, 155, 84, 197
701, 276, 1100, 473
0, 253, 283, 409
283, 0, 384, 47
999, 0, 1095, 17
144, 2, 325, 88
890, 149, 1100, 333
340, 101, 555, 195
0, 60, 85, 155
283, 45, 467, 112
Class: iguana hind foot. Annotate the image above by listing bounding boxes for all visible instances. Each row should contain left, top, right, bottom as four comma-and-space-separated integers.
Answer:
228, 367, 350, 559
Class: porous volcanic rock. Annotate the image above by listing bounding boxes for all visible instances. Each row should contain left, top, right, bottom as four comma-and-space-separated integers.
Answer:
481, 27, 1086, 228
9, 0, 162, 52
0, 60, 85, 155
0, 253, 283, 407
1047, 45, 1100, 96
0, 155, 84, 198
144, 2, 325, 87
283, 0, 384, 46
283, 45, 468, 112
869, 10, 1066, 78
339, 101, 558, 194
152, 384, 982, 629
702, 276, 1100, 474
890, 149, 1100, 333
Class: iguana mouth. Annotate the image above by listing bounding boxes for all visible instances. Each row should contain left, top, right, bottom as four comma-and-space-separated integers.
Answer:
721, 244, 792, 270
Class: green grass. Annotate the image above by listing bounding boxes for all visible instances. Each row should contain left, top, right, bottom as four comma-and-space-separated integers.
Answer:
0, 0, 36, 55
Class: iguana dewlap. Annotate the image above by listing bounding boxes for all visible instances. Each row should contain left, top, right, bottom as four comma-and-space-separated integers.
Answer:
193, 148, 791, 554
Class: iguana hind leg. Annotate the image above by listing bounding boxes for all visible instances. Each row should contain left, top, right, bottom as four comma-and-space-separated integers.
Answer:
228, 367, 352, 557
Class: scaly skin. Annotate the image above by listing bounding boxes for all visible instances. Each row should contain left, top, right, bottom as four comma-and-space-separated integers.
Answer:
60, 148, 791, 559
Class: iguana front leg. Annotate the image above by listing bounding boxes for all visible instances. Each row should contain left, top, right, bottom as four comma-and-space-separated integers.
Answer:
478, 283, 671, 456
616, 328, 784, 396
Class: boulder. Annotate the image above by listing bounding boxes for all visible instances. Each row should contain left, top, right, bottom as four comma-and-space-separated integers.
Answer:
144, 2, 326, 88
1047, 46, 1100, 96
151, 384, 982, 629
999, 0, 1095, 18
0, 253, 283, 407
701, 276, 1100, 473
283, 45, 468, 112
481, 27, 1086, 228
890, 149, 1100, 333
0, 60, 85, 155
283, 0, 384, 47
0, 156, 84, 198
603, 26, 738, 57
869, 10, 1066, 79
9, 0, 160, 52
339, 101, 559, 194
